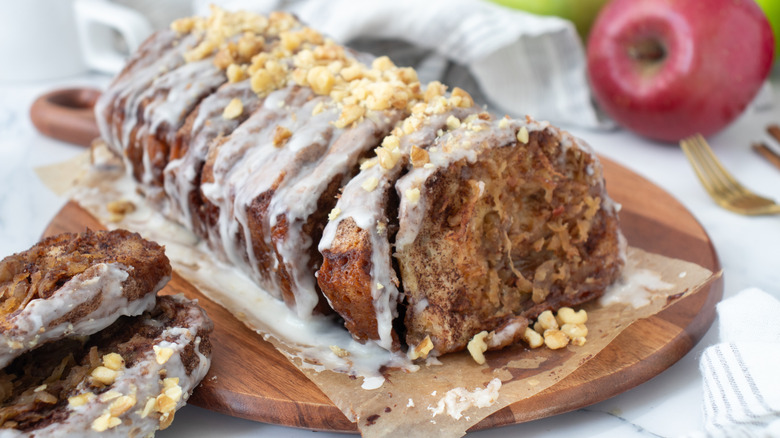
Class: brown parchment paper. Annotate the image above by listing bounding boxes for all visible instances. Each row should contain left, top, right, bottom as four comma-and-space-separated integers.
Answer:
36, 151, 718, 438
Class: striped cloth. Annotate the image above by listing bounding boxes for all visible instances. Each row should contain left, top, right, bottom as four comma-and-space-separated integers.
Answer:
699, 288, 780, 437
196, 0, 606, 129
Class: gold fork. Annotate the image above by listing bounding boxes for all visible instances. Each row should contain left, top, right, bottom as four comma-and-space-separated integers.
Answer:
680, 134, 780, 215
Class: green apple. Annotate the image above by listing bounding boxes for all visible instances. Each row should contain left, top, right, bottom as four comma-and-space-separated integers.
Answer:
487, 0, 610, 39
755, 0, 780, 59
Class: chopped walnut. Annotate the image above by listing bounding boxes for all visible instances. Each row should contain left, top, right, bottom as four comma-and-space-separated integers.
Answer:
222, 98, 243, 121
536, 310, 558, 331
213, 44, 236, 69
91, 412, 121, 432
109, 395, 136, 416
311, 101, 325, 116
154, 345, 175, 365
381, 135, 400, 151
102, 353, 125, 371
424, 81, 447, 102
68, 392, 96, 408
450, 87, 474, 108
160, 411, 175, 430
328, 207, 341, 221
237, 32, 265, 61
91, 366, 118, 386
543, 329, 569, 350
361, 177, 379, 192
99, 390, 122, 402
250, 69, 274, 94
307, 66, 335, 95
516, 126, 530, 144
467, 331, 489, 364
523, 327, 544, 349
334, 104, 365, 128
404, 187, 421, 204
272, 125, 292, 147
155, 394, 176, 415
329, 345, 350, 358
372, 56, 395, 71
140, 397, 156, 418
409, 335, 434, 360
560, 323, 588, 339
445, 115, 461, 130
360, 157, 378, 170
226, 63, 246, 83
410, 145, 429, 168
556, 307, 587, 325
170, 17, 196, 34
340, 64, 364, 82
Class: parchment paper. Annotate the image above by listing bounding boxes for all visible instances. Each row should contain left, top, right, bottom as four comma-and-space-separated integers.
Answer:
36, 150, 718, 437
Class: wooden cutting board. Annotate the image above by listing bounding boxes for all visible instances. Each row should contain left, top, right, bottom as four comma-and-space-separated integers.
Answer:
42, 156, 722, 433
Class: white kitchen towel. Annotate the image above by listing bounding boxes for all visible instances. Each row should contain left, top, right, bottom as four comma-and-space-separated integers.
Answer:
698, 288, 780, 437
195, 0, 606, 129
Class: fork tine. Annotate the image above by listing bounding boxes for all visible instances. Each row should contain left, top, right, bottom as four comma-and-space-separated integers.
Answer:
681, 136, 720, 197
681, 135, 780, 215
693, 135, 750, 198
686, 135, 747, 200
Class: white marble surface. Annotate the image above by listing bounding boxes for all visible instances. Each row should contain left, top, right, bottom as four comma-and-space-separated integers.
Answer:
1, 65, 780, 437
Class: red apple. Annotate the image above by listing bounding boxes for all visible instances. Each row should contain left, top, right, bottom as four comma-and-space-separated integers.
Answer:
587, 0, 775, 142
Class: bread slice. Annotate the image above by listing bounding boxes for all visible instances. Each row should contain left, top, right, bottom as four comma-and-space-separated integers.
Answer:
0, 230, 171, 368
395, 116, 624, 356
0, 295, 212, 435
317, 87, 478, 349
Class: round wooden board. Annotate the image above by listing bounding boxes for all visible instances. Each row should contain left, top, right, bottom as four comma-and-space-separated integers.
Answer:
42, 156, 722, 433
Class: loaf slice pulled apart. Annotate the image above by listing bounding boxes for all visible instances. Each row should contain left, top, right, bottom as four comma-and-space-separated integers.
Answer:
0, 230, 171, 368
394, 116, 624, 356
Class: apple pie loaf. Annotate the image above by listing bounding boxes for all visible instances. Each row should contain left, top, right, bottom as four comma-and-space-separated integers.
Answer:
95, 7, 625, 359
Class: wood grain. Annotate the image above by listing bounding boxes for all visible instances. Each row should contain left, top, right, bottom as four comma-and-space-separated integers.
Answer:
42, 156, 722, 433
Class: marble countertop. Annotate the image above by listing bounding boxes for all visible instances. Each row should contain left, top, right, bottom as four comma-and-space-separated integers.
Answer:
1, 68, 779, 438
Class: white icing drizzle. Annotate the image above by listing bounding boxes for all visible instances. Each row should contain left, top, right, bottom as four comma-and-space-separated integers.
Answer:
0, 263, 162, 368
163, 79, 260, 228
0, 295, 211, 438
131, 56, 228, 194
269, 108, 401, 319
98, 31, 202, 155
318, 106, 477, 350
487, 320, 525, 348
427, 378, 502, 420
70, 159, 418, 389
599, 255, 674, 309
94, 29, 183, 150
201, 86, 340, 294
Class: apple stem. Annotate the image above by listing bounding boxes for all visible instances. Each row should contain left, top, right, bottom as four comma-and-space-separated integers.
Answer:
629, 39, 666, 62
